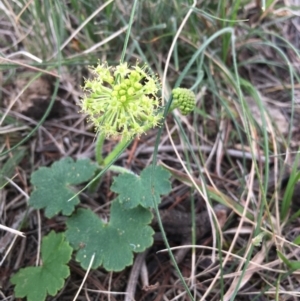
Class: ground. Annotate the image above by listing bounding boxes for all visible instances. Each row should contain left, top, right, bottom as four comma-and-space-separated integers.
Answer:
1, 1, 300, 301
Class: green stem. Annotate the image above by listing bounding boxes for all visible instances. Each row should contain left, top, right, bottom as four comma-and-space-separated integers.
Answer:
101, 112, 163, 167
95, 133, 105, 165
152, 202, 194, 300
150, 98, 194, 300
92, 135, 132, 193
103, 138, 132, 166
89, 133, 106, 193
108, 164, 136, 174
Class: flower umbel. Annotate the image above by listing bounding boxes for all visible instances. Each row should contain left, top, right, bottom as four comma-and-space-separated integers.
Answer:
80, 62, 162, 140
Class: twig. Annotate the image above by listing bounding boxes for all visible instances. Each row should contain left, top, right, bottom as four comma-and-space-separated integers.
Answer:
125, 250, 149, 301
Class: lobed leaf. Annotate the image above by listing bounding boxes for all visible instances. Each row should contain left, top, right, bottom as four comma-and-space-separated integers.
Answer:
111, 165, 171, 208
65, 199, 154, 271
29, 157, 97, 218
11, 231, 72, 301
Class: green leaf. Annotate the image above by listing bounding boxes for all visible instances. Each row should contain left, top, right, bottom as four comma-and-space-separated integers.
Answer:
65, 199, 154, 271
29, 157, 97, 218
277, 250, 300, 270
111, 165, 171, 208
293, 235, 300, 245
277, 250, 291, 267
281, 169, 300, 221
11, 231, 72, 301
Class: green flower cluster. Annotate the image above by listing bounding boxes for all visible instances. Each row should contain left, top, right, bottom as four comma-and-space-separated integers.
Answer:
81, 62, 162, 140
171, 88, 196, 115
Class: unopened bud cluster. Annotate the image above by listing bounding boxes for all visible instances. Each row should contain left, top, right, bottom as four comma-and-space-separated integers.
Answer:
171, 87, 196, 115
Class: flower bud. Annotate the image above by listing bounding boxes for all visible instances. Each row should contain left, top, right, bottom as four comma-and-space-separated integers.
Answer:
171, 87, 196, 115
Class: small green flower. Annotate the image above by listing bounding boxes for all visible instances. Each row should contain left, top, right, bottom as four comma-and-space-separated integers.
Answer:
252, 232, 266, 247
80, 62, 162, 140
171, 87, 196, 115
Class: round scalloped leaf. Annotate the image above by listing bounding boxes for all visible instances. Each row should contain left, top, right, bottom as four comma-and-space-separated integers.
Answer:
11, 231, 72, 301
65, 200, 154, 271
110, 165, 171, 209
29, 157, 97, 218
